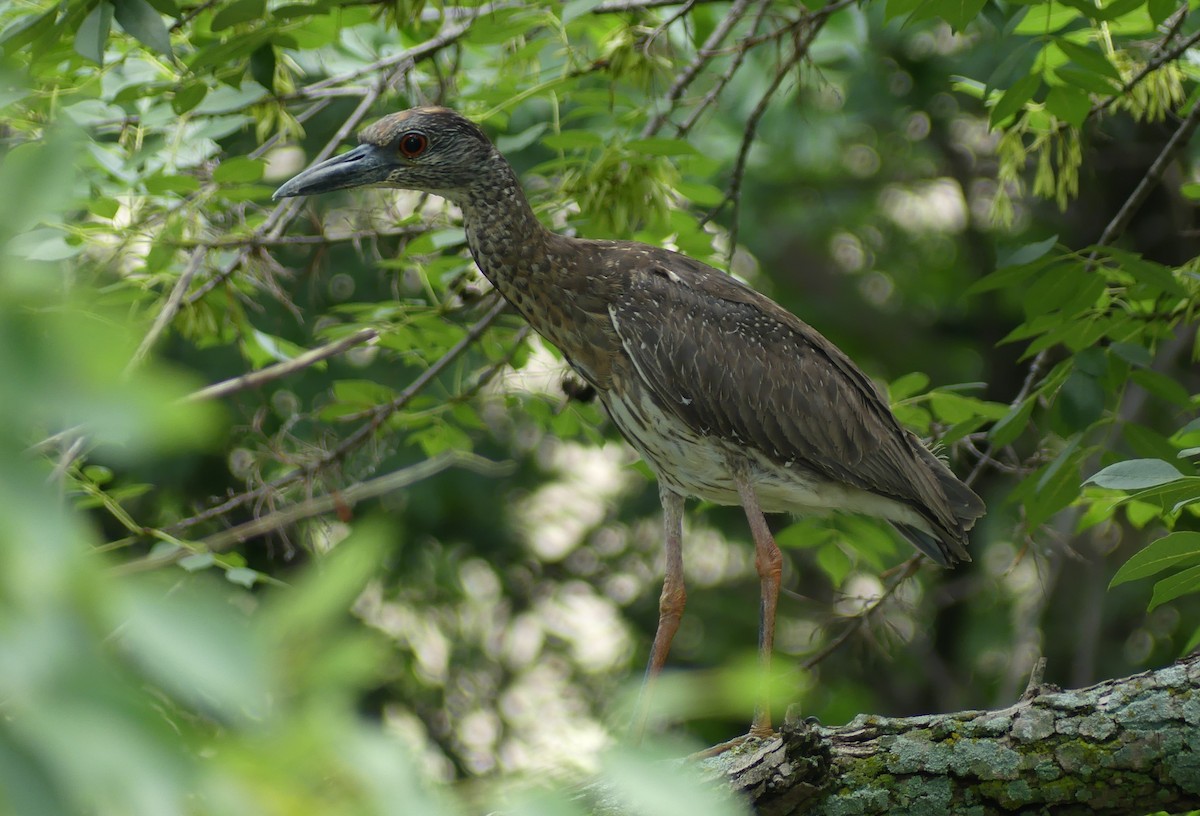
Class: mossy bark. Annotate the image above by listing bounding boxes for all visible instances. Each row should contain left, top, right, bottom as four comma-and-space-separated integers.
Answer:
701, 653, 1200, 815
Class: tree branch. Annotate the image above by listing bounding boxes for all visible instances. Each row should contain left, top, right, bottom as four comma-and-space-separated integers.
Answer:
164, 295, 510, 535
112, 451, 513, 574
183, 328, 379, 403
594, 655, 1200, 815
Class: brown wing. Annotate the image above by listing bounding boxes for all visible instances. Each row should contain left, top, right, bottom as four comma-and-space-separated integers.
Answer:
604, 245, 981, 552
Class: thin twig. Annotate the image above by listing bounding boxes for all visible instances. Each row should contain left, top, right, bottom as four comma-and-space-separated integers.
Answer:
640, 0, 698, 53
1093, 98, 1200, 250
185, 83, 386, 305
167, 224, 428, 250
184, 328, 379, 403
170, 0, 220, 31
300, 11, 481, 95
112, 451, 513, 575
250, 99, 333, 160
677, 0, 775, 136
126, 246, 206, 373
165, 296, 511, 535
707, 25, 815, 256
593, 0, 729, 11
641, 0, 755, 137
1090, 25, 1200, 119
801, 556, 922, 671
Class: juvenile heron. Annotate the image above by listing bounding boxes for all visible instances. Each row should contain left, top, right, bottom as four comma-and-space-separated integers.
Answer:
275, 107, 985, 739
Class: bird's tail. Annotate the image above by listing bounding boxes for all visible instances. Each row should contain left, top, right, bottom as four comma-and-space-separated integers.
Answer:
900, 448, 986, 567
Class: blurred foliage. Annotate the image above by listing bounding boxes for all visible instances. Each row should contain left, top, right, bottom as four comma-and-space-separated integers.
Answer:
1, 0, 1199, 811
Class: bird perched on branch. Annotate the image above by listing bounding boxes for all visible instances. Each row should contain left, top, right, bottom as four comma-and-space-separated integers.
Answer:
274, 106, 985, 741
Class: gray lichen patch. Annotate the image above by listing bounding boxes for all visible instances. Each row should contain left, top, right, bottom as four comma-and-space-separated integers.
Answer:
1182, 696, 1200, 726
1039, 690, 1092, 711
1124, 689, 1178, 725
1077, 713, 1117, 741
824, 786, 890, 816
1033, 759, 1062, 781
1055, 740, 1098, 777
883, 733, 950, 775
1109, 732, 1166, 771
1011, 707, 1055, 742
948, 739, 1022, 780
964, 712, 1012, 737
1165, 748, 1200, 793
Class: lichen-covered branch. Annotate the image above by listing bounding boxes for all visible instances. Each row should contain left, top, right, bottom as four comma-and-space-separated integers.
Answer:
699, 653, 1200, 815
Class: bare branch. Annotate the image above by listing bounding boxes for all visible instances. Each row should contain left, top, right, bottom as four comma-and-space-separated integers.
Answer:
684, 653, 1200, 815
184, 328, 380, 403
165, 295, 511, 535
112, 451, 513, 575
641, 0, 755, 137
1094, 98, 1200, 250
800, 555, 922, 672
126, 246, 206, 373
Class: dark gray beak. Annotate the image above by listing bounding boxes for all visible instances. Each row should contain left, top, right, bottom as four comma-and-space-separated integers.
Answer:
272, 143, 394, 200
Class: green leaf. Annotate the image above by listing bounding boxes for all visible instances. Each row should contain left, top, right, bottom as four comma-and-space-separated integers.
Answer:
1086, 458, 1184, 490
249, 44, 275, 89
625, 137, 697, 156
1110, 341, 1152, 367
1013, 2, 1080, 33
775, 521, 834, 550
1020, 262, 1093, 318
332, 379, 396, 407
817, 542, 853, 586
1090, 0, 1145, 21
213, 157, 264, 184
1110, 532, 1200, 587
996, 235, 1058, 269
889, 371, 930, 402
112, 0, 172, 56
930, 392, 986, 423
144, 172, 200, 195
990, 73, 1041, 127
224, 567, 260, 588
74, 1, 113, 64
172, 82, 207, 114
1147, 0, 1176, 24
1044, 84, 1090, 127
1150, 564, 1200, 610
212, 0, 265, 31
1056, 66, 1118, 94
542, 131, 606, 151
563, 0, 604, 22
675, 180, 723, 207
405, 228, 466, 255
989, 395, 1036, 447
1132, 369, 1192, 407
885, 0, 925, 21
1025, 448, 1084, 528
89, 196, 120, 219
496, 123, 548, 154
120, 577, 268, 716
938, 0, 989, 30
1055, 39, 1123, 80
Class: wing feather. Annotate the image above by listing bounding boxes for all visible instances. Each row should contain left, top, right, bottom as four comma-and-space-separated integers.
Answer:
605, 249, 980, 549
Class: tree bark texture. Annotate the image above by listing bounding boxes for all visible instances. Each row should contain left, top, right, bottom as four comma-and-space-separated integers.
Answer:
696, 653, 1200, 815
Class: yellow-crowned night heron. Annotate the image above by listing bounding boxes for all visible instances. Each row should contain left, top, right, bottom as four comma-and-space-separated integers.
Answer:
274, 107, 986, 739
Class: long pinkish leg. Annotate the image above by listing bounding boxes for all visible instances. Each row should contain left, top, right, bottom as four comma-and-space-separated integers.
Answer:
732, 464, 782, 738
631, 485, 686, 742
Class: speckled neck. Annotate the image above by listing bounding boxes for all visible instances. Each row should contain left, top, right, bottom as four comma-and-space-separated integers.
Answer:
456, 150, 554, 310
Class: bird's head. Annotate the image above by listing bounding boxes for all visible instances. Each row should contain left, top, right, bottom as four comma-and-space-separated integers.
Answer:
273, 107, 494, 202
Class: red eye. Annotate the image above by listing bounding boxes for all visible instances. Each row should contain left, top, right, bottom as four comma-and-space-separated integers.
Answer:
399, 132, 428, 158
